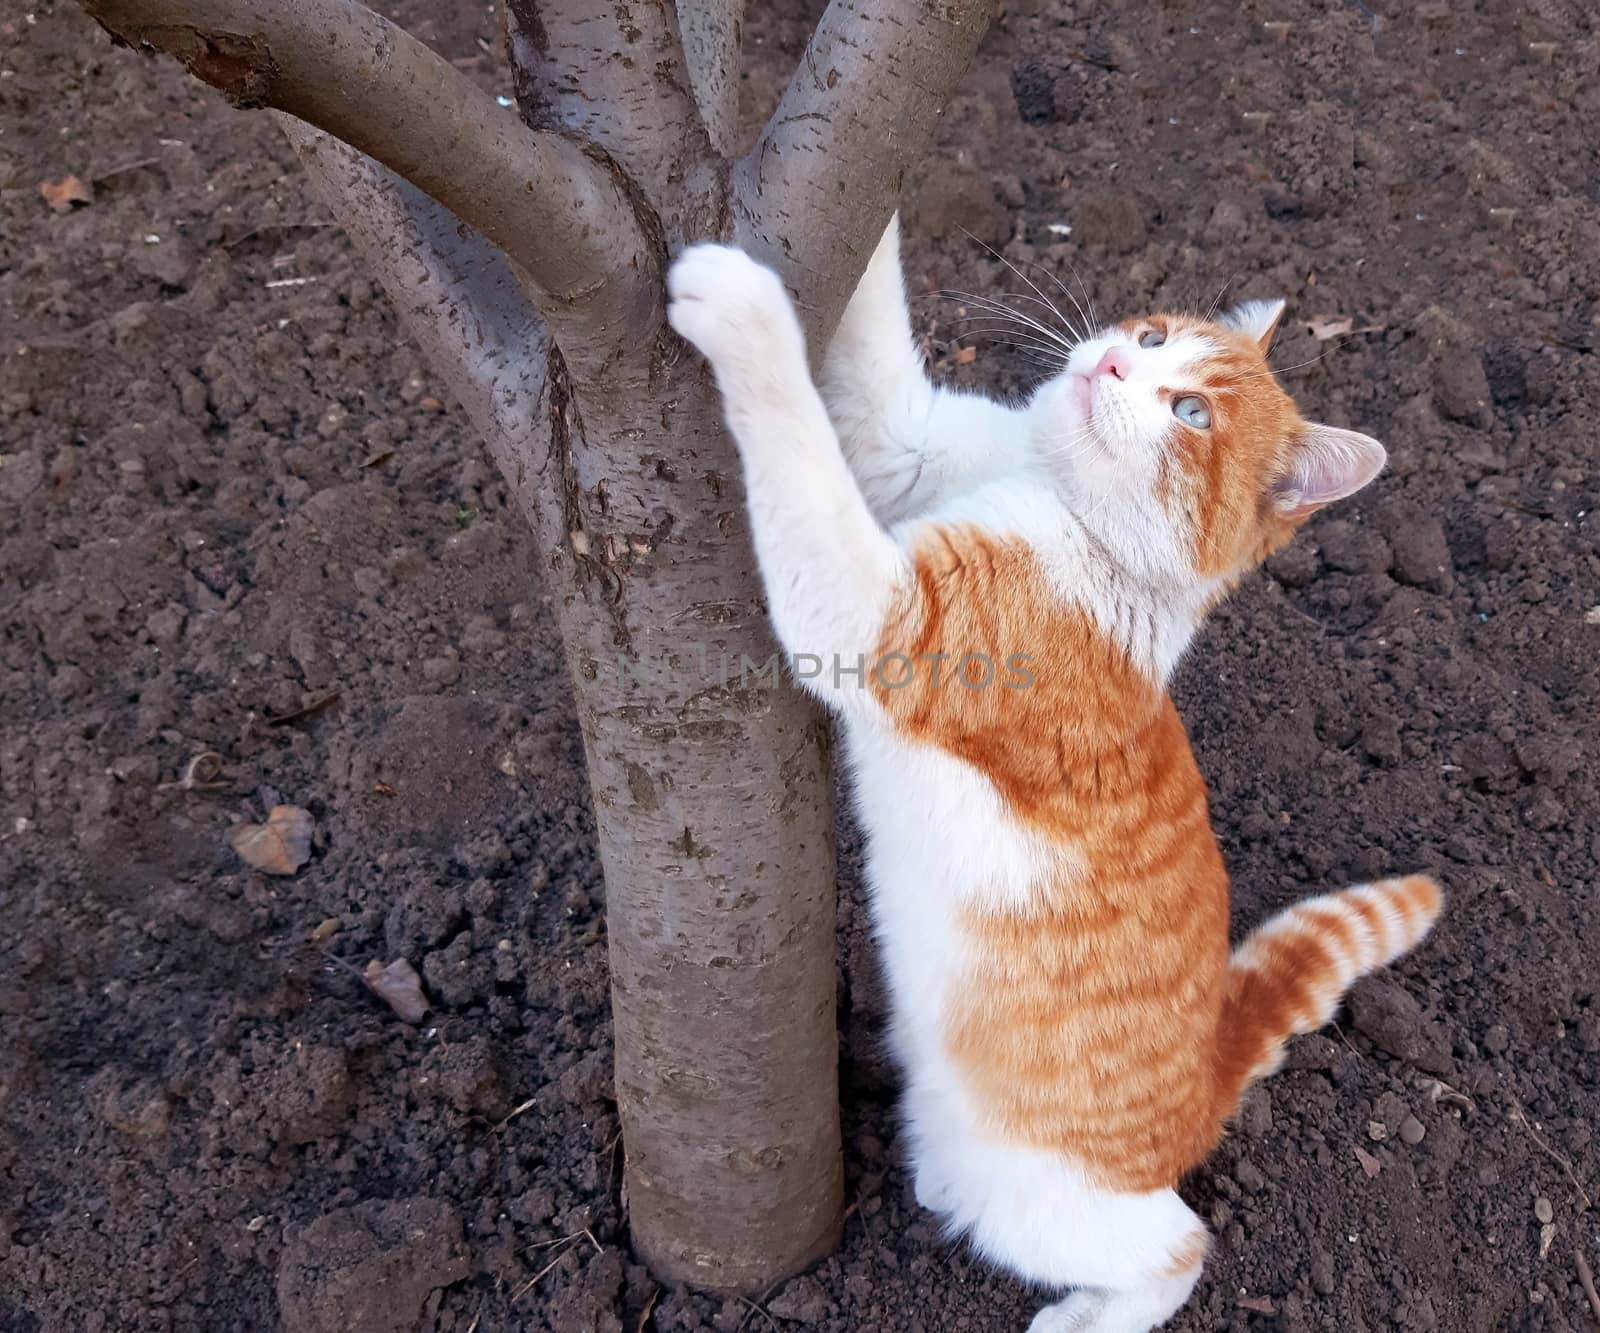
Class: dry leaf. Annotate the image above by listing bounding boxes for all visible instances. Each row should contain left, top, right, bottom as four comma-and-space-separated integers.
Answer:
39, 175, 93, 213
310, 917, 341, 945
229, 804, 313, 876
1237, 1294, 1277, 1315
1353, 1145, 1382, 1178
953, 346, 978, 366
1538, 1221, 1556, 1259
364, 958, 430, 1023
1307, 316, 1354, 341
418, 396, 443, 411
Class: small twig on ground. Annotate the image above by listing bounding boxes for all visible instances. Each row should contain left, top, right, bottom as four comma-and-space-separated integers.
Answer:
733, 1290, 781, 1333
224, 221, 339, 249
1573, 1246, 1600, 1327
511, 1239, 579, 1303
635, 1285, 659, 1333
494, 1097, 537, 1130
94, 156, 161, 179
157, 751, 229, 792
1510, 1106, 1593, 1211
511, 1228, 602, 1303
1330, 1020, 1367, 1064
265, 690, 340, 726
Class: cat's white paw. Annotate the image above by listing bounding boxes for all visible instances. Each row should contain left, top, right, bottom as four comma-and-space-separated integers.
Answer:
667, 244, 806, 385
912, 1167, 956, 1214
1025, 1291, 1112, 1333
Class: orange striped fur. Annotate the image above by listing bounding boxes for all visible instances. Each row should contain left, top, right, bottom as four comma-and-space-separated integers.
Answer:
873, 525, 1440, 1193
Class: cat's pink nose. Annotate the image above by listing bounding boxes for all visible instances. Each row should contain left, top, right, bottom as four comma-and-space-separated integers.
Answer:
1093, 347, 1133, 381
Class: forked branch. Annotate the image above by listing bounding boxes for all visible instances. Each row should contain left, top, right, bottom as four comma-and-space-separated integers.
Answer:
735, 0, 994, 343
505, 0, 711, 211
83, 0, 660, 356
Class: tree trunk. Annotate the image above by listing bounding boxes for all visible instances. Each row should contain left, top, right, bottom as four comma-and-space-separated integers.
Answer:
82, 0, 990, 1292
284, 128, 843, 1287
554, 371, 844, 1285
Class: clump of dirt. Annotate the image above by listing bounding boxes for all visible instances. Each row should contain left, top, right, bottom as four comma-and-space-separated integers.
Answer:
2, 1, 1597, 1331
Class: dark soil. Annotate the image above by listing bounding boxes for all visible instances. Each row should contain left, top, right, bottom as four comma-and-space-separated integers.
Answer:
3, 1, 1598, 1331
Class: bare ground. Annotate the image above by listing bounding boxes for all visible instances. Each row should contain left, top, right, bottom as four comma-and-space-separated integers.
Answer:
2, 1, 1598, 1330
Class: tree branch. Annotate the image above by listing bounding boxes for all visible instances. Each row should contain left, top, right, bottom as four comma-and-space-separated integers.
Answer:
83, 0, 660, 359
733, 0, 993, 343
505, 0, 713, 220
677, 0, 747, 157
279, 119, 561, 552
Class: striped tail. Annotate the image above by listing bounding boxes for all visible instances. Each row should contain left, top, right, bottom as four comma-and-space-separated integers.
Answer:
1214, 875, 1443, 1114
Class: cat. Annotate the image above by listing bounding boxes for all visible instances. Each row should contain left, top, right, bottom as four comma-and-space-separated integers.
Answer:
666, 217, 1442, 1333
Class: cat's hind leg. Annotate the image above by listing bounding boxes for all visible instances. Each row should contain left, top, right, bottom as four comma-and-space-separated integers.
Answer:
957, 1152, 1208, 1333
1015, 1202, 1205, 1333
1024, 1258, 1203, 1333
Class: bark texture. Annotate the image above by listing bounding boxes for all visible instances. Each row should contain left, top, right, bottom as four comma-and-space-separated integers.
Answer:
81, 0, 992, 1293
737, 0, 994, 342
677, 0, 747, 156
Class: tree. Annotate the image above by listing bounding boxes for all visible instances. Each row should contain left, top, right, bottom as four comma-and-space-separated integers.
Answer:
81, 0, 992, 1292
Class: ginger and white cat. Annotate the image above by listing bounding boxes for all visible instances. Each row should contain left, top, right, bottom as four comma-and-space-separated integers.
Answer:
667, 219, 1442, 1333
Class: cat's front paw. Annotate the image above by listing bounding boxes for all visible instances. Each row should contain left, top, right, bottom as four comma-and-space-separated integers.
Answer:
667, 244, 806, 386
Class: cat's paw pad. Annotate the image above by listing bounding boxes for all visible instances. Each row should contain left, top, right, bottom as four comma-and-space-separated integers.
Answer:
667, 244, 805, 375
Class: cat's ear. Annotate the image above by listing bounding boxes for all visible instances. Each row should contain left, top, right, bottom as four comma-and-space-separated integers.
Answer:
1271, 423, 1386, 517
1221, 298, 1287, 351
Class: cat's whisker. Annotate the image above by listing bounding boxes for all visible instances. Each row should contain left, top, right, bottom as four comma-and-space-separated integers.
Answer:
1049, 250, 1100, 333
1035, 424, 1107, 464
1223, 345, 1343, 383
1036, 435, 1097, 458
978, 275, 1089, 346
936, 309, 1074, 359
935, 291, 1078, 352
1203, 272, 1242, 324
942, 324, 1074, 363
954, 229, 1087, 346
1032, 256, 1098, 343
941, 313, 1070, 343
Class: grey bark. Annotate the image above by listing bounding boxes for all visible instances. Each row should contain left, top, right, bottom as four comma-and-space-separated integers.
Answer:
504, 0, 713, 223
80, 0, 993, 1294
677, 0, 747, 156
736, 0, 993, 345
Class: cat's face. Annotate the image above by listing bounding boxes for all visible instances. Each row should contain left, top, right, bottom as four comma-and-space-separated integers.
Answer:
1028, 301, 1385, 583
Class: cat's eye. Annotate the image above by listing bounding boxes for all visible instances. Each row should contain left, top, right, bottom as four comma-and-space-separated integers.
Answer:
1173, 395, 1211, 429
1138, 329, 1166, 349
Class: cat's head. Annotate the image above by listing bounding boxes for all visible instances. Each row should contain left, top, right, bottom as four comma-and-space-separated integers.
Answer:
1027, 300, 1385, 584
